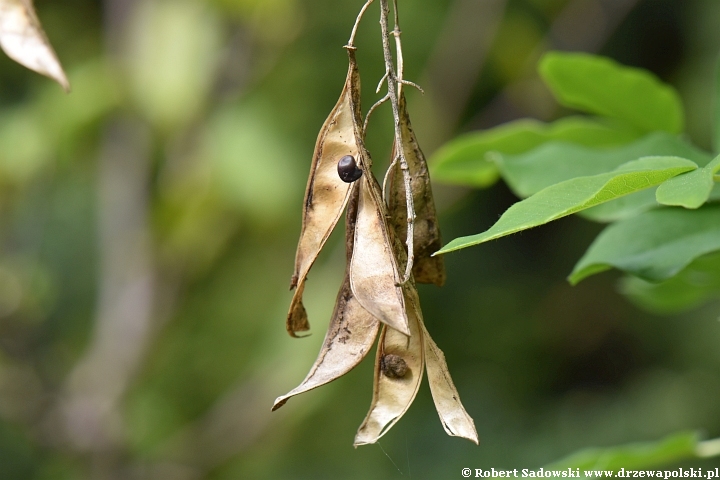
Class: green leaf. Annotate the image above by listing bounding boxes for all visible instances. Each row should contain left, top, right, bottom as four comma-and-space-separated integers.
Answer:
621, 252, 720, 314
656, 154, 720, 209
544, 431, 699, 470
429, 116, 641, 187
579, 189, 658, 223
539, 52, 685, 134
491, 132, 710, 223
495, 132, 710, 198
570, 205, 720, 284
436, 157, 697, 255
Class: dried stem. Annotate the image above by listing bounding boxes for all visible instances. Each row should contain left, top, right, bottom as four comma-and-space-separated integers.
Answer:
399, 79, 424, 93
379, 0, 415, 283
382, 155, 399, 201
347, 0, 375, 49
375, 71, 389, 93
364, 93, 390, 134
392, 0, 404, 89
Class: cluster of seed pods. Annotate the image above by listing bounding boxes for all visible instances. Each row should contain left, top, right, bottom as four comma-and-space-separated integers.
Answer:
273, 48, 478, 446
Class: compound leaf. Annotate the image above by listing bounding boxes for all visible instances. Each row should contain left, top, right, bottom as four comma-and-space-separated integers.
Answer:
430, 116, 640, 187
437, 157, 696, 255
495, 132, 710, 198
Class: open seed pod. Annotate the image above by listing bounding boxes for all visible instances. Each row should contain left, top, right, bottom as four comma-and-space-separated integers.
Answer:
354, 283, 478, 445
274, 188, 380, 410
287, 49, 367, 336
350, 171, 410, 336
386, 92, 446, 286
421, 319, 478, 444
354, 291, 424, 446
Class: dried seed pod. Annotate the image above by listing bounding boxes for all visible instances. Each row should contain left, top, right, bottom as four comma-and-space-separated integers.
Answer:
286, 49, 366, 336
286, 284, 309, 338
421, 319, 478, 444
380, 354, 408, 378
350, 172, 409, 335
337, 155, 363, 183
354, 290, 424, 446
274, 189, 380, 410
386, 92, 445, 286
0, 0, 70, 91
276, 276, 379, 409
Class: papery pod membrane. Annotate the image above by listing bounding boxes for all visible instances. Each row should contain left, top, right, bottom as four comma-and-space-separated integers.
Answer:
350, 172, 410, 335
0, 0, 69, 90
286, 285, 309, 336
418, 313, 478, 444
287, 49, 365, 336
354, 291, 424, 446
273, 188, 380, 410
386, 92, 445, 286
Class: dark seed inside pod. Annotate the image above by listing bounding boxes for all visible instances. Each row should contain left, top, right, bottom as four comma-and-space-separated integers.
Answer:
381, 354, 408, 378
337, 155, 363, 183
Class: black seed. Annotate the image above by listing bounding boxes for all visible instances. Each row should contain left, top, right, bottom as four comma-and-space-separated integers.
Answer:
381, 354, 408, 378
337, 155, 363, 183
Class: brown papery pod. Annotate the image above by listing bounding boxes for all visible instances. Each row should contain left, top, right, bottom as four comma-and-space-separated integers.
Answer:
0, 0, 70, 91
350, 172, 410, 336
273, 188, 380, 410
287, 49, 365, 336
353, 292, 424, 446
408, 290, 478, 444
386, 92, 446, 286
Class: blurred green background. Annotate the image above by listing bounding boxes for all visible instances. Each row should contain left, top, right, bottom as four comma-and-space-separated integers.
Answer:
1, 0, 720, 478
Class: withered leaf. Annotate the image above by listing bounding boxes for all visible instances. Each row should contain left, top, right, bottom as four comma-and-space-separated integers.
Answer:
350, 172, 409, 336
386, 92, 445, 286
287, 49, 365, 336
274, 188, 380, 410
353, 291, 423, 446
421, 320, 478, 444
0, 0, 69, 91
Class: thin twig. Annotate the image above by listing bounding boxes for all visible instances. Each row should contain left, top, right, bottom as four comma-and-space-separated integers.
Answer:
364, 93, 390, 134
392, 0, 404, 90
399, 79, 424, 94
391, 2, 424, 95
347, 0, 375, 49
375, 70, 389, 93
383, 155, 399, 201
379, 0, 415, 283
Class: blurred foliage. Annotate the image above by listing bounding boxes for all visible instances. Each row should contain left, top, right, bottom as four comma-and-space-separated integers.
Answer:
544, 431, 700, 470
432, 43, 720, 333
0, 0, 718, 479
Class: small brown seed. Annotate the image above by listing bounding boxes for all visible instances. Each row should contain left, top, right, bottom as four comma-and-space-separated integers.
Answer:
338, 155, 363, 183
381, 354, 408, 378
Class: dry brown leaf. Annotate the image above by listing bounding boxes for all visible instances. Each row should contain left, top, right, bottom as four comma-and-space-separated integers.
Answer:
353, 291, 423, 446
421, 320, 478, 444
274, 188, 380, 410
286, 49, 365, 336
0, 0, 69, 91
350, 172, 409, 335
386, 92, 445, 286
